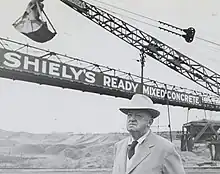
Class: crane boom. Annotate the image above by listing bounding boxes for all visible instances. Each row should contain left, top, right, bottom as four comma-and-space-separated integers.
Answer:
60, 0, 220, 96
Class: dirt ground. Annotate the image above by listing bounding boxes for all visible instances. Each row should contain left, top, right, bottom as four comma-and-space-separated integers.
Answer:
1, 168, 220, 174
0, 130, 219, 169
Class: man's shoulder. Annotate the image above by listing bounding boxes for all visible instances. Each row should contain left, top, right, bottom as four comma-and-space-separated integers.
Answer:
150, 132, 176, 151
114, 136, 129, 147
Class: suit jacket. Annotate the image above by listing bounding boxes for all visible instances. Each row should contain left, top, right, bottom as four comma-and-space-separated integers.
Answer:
112, 131, 185, 174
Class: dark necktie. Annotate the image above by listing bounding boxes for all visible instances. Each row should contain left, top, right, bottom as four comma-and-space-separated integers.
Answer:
128, 140, 138, 159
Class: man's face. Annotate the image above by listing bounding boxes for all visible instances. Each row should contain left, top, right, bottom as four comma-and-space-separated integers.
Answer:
126, 110, 152, 133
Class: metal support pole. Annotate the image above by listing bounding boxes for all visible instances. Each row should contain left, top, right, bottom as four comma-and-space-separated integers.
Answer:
165, 85, 172, 142
139, 52, 146, 94
204, 110, 207, 119
187, 108, 190, 123
157, 117, 160, 134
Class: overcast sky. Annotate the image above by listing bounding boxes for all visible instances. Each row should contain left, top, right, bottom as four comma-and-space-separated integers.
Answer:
0, 0, 220, 134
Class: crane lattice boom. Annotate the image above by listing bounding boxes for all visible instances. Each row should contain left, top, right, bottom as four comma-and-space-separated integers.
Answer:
60, 0, 220, 96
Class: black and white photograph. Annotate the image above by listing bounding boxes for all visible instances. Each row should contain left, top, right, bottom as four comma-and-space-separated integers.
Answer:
0, 0, 220, 174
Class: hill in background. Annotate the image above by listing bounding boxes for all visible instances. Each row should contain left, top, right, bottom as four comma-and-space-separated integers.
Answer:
0, 129, 215, 168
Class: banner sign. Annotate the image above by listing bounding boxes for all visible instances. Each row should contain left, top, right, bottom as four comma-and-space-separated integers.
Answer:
0, 48, 206, 107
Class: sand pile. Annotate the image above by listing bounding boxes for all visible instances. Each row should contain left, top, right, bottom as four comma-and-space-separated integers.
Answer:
11, 144, 45, 155
0, 129, 218, 168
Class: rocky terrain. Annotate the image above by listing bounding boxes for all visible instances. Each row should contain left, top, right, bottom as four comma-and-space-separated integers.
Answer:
0, 129, 216, 168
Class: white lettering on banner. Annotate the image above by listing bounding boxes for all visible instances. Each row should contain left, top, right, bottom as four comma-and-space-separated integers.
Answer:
85, 71, 95, 83
118, 79, 125, 89
172, 92, 176, 100
185, 95, 188, 102
112, 77, 117, 88
103, 76, 111, 86
70, 67, 83, 80
160, 89, 165, 98
176, 93, 180, 101
126, 81, 132, 91
103, 75, 138, 92
3, 52, 21, 68
24, 56, 39, 72
0, 50, 203, 106
156, 89, 160, 98
181, 94, 184, 101
62, 65, 72, 79
132, 83, 138, 92
152, 88, 156, 96
49, 62, 60, 76
143, 86, 200, 105
42, 60, 47, 74
188, 95, 191, 103
1, 51, 97, 84
167, 91, 171, 99
203, 97, 220, 105
196, 97, 199, 104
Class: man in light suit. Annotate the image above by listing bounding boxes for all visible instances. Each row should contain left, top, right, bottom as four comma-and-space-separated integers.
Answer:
112, 94, 185, 174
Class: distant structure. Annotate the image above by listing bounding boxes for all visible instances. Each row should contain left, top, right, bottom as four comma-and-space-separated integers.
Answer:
181, 119, 220, 161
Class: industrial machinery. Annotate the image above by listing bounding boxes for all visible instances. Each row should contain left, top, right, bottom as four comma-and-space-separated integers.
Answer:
181, 119, 220, 160
59, 0, 220, 97
13, 0, 220, 97
13, 0, 56, 43
57, 0, 220, 151
6, 0, 220, 155
1, 37, 219, 112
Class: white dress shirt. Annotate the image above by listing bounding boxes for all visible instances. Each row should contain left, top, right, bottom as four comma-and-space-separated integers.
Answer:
126, 129, 150, 170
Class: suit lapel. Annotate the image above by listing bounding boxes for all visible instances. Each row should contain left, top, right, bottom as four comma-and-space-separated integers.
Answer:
127, 131, 155, 174
115, 137, 129, 174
